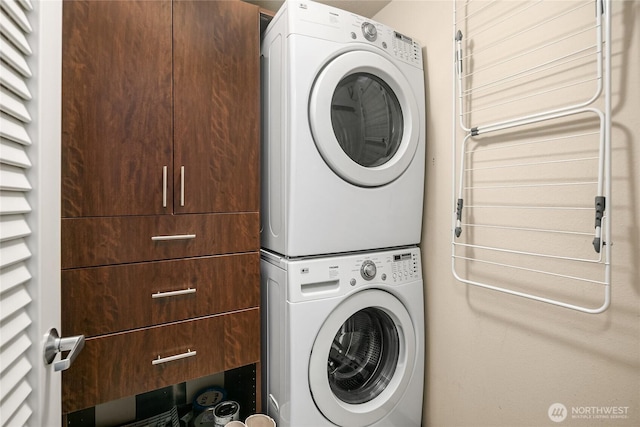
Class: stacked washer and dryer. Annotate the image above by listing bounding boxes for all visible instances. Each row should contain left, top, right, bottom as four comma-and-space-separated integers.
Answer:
260, 1, 426, 426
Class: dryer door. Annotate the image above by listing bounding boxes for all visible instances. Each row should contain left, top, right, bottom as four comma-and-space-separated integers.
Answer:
308, 289, 417, 427
309, 50, 420, 187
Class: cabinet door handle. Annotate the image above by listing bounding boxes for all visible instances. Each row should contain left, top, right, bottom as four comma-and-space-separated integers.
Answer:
152, 349, 196, 365
180, 165, 185, 207
151, 234, 196, 241
152, 288, 196, 299
162, 165, 168, 208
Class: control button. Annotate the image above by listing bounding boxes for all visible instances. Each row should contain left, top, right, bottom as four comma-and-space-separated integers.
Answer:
361, 22, 377, 42
381, 273, 387, 281
382, 42, 387, 49
351, 32, 357, 40
350, 278, 356, 286
360, 260, 377, 280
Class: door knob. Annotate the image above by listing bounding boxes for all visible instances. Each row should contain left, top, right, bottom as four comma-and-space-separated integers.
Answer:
43, 328, 85, 372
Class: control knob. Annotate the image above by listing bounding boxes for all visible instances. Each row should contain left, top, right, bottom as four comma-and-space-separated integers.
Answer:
360, 260, 377, 280
361, 22, 377, 42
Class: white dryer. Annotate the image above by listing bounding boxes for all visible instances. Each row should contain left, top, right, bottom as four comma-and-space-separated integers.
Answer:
261, 0, 426, 257
261, 246, 424, 427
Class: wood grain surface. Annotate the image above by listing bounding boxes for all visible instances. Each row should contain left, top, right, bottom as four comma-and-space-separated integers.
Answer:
62, 0, 173, 217
61, 212, 259, 268
62, 308, 260, 414
62, 253, 260, 337
173, 0, 260, 214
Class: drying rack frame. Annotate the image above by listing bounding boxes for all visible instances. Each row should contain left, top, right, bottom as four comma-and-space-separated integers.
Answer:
450, 0, 612, 313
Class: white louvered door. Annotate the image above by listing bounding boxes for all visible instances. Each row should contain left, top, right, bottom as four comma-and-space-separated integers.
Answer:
1, 0, 62, 426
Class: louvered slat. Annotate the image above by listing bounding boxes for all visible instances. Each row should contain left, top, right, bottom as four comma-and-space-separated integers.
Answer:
0, 1, 34, 424
0, 215, 30, 241
0, 285, 32, 321
0, 191, 30, 215
0, 37, 31, 77
1, 357, 32, 397
0, 310, 31, 345
0, 62, 31, 100
0, 139, 32, 167
0, 262, 31, 294
0, 87, 32, 121
0, 0, 32, 33
0, 113, 31, 144
0, 13, 31, 55
0, 380, 33, 426
16, 0, 32, 12
0, 164, 31, 191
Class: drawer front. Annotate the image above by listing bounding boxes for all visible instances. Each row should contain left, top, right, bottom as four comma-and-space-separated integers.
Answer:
62, 212, 259, 268
62, 253, 259, 337
62, 308, 260, 414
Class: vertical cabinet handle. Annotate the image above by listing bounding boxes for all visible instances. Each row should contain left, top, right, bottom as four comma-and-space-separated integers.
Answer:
180, 165, 185, 207
162, 165, 168, 208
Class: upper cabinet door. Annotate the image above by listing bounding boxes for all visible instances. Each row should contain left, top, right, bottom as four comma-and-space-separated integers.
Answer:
173, 0, 260, 214
62, 0, 173, 218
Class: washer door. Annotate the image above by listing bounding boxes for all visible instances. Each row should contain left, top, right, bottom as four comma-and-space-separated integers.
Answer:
308, 289, 416, 427
309, 50, 420, 187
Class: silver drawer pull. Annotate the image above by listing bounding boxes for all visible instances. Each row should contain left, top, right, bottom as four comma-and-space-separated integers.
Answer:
151, 234, 196, 241
152, 349, 196, 366
152, 288, 196, 299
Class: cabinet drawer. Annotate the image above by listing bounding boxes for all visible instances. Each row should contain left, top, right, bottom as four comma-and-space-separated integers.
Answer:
62, 253, 259, 337
62, 308, 260, 414
62, 212, 259, 268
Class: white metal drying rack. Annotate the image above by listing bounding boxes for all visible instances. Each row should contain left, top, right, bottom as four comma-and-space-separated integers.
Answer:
451, 0, 612, 313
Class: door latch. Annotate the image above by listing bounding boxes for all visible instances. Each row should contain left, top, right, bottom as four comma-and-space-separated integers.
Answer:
43, 328, 85, 372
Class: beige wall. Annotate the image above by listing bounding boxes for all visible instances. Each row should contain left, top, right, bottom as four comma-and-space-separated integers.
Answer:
374, 1, 640, 426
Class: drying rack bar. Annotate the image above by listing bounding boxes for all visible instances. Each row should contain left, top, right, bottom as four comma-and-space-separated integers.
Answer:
451, 0, 612, 313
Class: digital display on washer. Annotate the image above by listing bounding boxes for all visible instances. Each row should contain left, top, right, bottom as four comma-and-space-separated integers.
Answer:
394, 253, 412, 262
394, 31, 413, 44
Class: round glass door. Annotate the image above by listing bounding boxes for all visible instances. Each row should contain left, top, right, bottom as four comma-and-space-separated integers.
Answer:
309, 50, 420, 187
309, 290, 416, 427
331, 73, 403, 169
328, 307, 400, 404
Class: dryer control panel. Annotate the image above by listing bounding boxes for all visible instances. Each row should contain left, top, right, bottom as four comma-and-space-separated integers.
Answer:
286, 0, 423, 69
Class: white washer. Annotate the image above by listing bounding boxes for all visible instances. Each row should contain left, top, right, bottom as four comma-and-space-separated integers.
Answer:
261, 246, 424, 427
261, 0, 426, 257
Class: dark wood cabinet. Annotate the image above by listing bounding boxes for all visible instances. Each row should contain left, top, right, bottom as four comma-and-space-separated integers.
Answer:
62, 0, 173, 218
61, 0, 261, 417
62, 309, 260, 414
62, 0, 259, 218
173, 0, 260, 214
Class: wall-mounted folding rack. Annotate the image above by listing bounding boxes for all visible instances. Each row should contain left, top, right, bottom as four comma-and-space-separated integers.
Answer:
451, 0, 612, 313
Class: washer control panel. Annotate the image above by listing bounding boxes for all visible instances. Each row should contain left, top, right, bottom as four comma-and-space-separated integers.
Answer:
390, 251, 419, 282
281, 246, 422, 302
347, 248, 421, 287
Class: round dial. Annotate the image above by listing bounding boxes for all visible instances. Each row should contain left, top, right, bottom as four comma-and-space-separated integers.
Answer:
360, 260, 377, 280
361, 22, 377, 41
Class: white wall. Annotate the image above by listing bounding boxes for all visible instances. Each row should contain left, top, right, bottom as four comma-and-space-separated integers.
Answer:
374, 1, 640, 426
